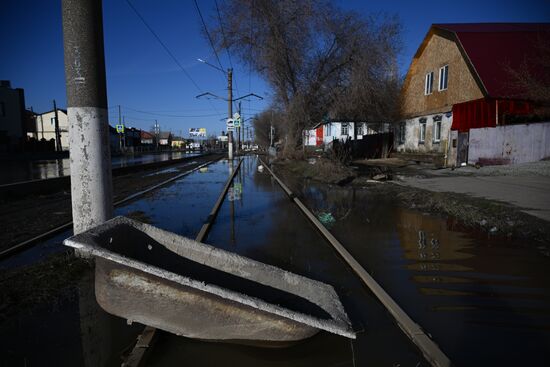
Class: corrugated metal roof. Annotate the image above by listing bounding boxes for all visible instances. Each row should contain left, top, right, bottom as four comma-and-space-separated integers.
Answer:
433, 23, 550, 99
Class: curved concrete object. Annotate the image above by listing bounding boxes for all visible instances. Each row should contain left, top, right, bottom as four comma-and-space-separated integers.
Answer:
63, 216, 355, 343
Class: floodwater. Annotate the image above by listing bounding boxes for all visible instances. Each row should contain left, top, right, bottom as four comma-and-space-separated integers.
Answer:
281, 172, 550, 366
1, 155, 549, 366
0, 151, 200, 185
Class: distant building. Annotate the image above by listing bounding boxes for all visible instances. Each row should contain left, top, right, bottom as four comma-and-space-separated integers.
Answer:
34, 109, 69, 151
304, 121, 390, 147
158, 132, 172, 147
140, 130, 155, 146
0, 80, 26, 151
396, 23, 550, 166
171, 137, 185, 149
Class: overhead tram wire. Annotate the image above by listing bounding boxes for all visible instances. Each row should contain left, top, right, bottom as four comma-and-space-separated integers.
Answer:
195, 0, 241, 114
124, 0, 222, 117
214, 0, 241, 109
120, 106, 224, 118
193, 0, 225, 75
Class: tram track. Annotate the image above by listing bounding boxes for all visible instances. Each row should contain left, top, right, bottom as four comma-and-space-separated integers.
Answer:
0, 155, 223, 260
123, 158, 244, 367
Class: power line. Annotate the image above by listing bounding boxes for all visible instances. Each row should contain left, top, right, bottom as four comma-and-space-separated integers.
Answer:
214, 0, 240, 103
193, 0, 225, 75
121, 105, 224, 118
125, 0, 202, 91
123, 0, 223, 120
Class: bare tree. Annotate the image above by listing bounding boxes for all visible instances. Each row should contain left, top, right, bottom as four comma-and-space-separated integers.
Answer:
504, 35, 550, 104
211, 0, 402, 156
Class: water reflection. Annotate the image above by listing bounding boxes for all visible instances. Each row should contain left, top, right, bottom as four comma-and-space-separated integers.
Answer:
1, 151, 200, 184
286, 178, 550, 366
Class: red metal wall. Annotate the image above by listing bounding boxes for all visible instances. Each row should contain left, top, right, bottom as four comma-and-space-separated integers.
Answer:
451, 98, 532, 132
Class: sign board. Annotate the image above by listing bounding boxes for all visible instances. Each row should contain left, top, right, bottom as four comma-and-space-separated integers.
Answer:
233, 118, 241, 128
189, 128, 207, 137
226, 119, 235, 131
116, 124, 125, 133
233, 112, 240, 120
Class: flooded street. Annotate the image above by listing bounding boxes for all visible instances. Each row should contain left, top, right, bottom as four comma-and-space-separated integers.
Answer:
283, 173, 550, 366
1, 155, 549, 366
0, 151, 200, 184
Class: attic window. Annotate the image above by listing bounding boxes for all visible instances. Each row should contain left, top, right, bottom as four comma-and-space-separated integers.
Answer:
424, 72, 434, 95
439, 65, 448, 91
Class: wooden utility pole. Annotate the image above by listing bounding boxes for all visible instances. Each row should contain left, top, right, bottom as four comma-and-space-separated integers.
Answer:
62, 0, 113, 235
53, 99, 62, 151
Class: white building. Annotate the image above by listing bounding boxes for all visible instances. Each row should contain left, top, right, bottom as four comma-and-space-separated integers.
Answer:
304, 121, 390, 147
33, 109, 70, 150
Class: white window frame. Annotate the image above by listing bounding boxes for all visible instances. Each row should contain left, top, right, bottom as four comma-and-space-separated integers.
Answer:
51, 117, 56, 125
356, 123, 363, 136
424, 72, 434, 95
398, 122, 406, 144
325, 123, 331, 137
419, 119, 426, 143
341, 123, 349, 136
438, 65, 448, 91
433, 118, 442, 143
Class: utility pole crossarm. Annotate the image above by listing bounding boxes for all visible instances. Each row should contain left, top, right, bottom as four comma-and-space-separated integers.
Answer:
233, 93, 264, 102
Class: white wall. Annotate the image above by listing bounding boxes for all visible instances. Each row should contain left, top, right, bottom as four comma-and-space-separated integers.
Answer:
395, 111, 452, 154
35, 110, 70, 150
304, 129, 317, 146
468, 122, 550, 165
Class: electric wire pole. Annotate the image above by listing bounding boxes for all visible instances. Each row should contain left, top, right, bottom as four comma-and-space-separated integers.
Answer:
228, 68, 233, 159
62, 0, 113, 236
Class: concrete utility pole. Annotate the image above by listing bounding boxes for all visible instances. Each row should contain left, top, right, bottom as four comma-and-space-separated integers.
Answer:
236, 101, 241, 154
53, 99, 62, 151
62, 0, 113, 235
227, 68, 233, 160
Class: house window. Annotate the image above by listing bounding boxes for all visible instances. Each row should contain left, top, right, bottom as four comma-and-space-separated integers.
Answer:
51, 117, 56, 125
439, 65, 448, 91
433, 115, 442, 143
398, 122, 406, 144
0, 102, 5, 117
325, 123, 331, 136
419, 118, 426, 143
357, 124, 363, 136
424, 72, 434, 95
341, 123, 349, 136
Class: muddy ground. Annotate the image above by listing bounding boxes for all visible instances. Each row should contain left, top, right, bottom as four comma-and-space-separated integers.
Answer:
0, 154, 223, 253
274, 158, 550, 246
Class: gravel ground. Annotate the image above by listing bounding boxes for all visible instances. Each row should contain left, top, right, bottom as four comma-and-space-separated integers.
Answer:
445, 160, 550, 177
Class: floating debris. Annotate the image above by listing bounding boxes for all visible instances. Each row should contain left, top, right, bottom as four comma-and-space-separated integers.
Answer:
317, 212, 336, 226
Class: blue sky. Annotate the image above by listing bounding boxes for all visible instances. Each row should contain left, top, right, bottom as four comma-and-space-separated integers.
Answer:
1, 0, 548, 137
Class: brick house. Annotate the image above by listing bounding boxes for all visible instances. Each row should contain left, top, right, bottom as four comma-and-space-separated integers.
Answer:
395, 23, 550, 167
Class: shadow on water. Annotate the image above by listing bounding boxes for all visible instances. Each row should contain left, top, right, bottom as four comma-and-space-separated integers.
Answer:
284, 175, 550, 366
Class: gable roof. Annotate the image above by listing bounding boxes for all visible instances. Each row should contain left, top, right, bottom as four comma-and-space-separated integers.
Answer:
407, 23, 550, 99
